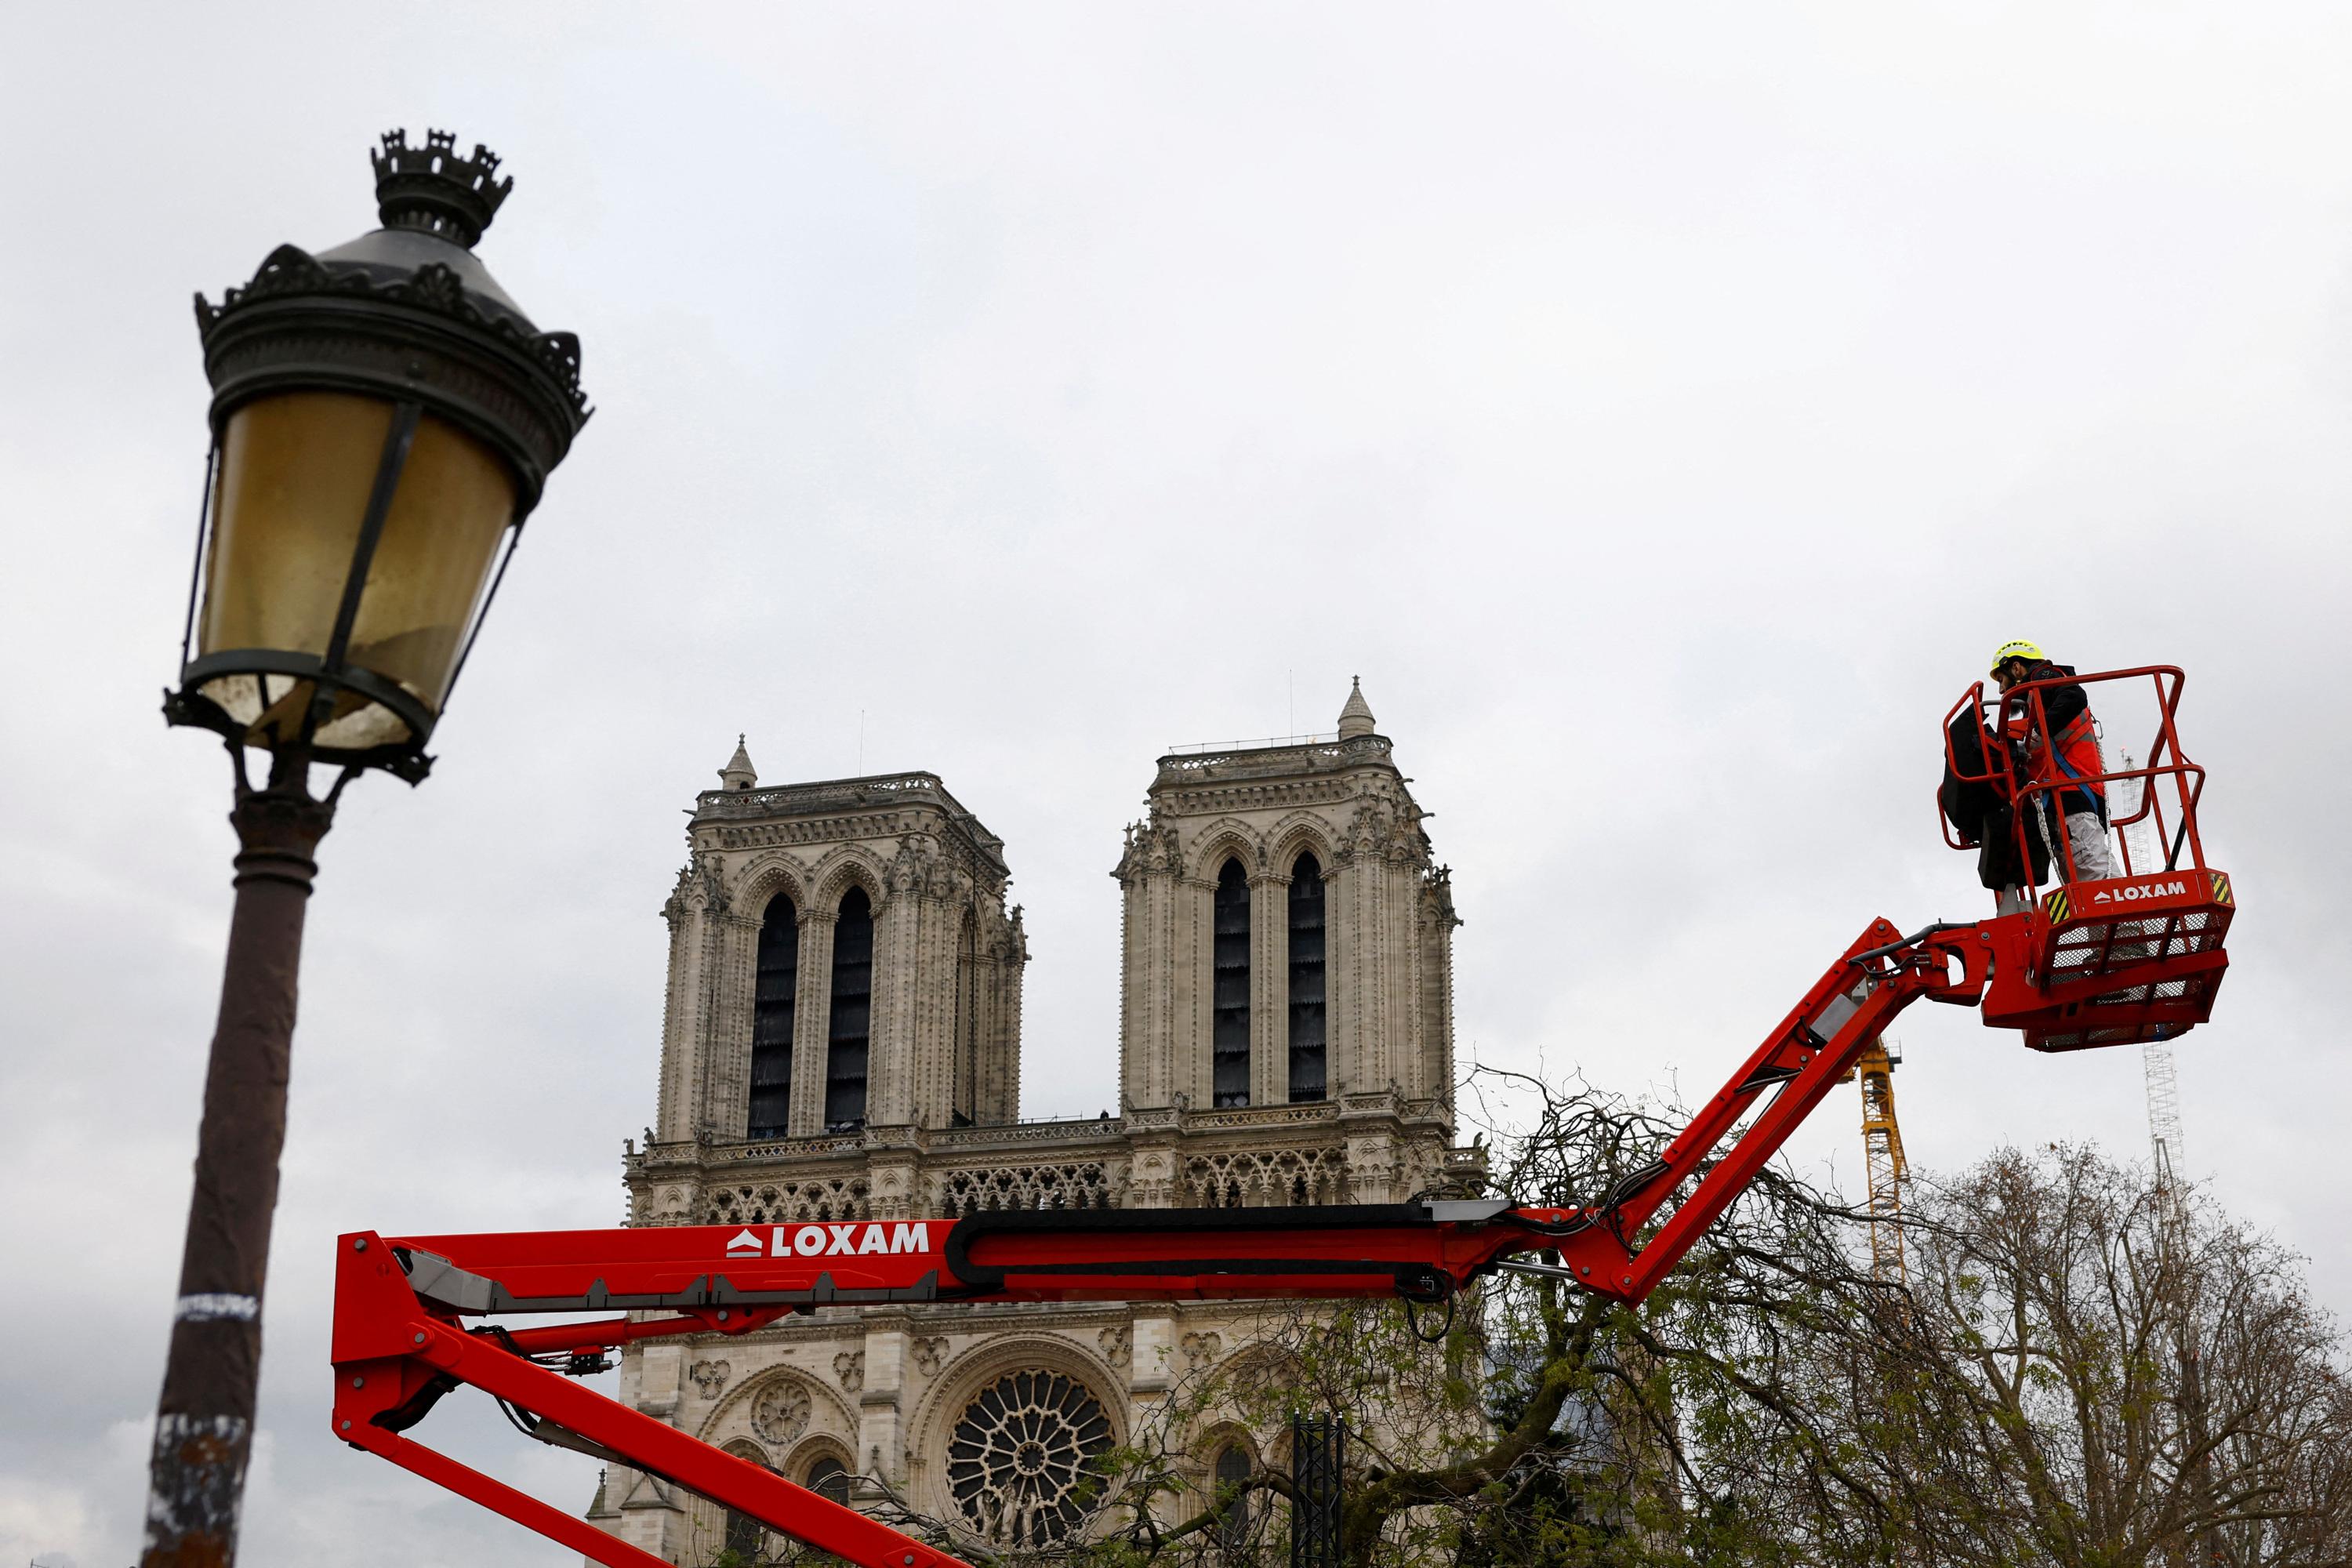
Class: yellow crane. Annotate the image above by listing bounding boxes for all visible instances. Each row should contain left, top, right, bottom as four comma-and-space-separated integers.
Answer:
1838, 1040, 1908, 1282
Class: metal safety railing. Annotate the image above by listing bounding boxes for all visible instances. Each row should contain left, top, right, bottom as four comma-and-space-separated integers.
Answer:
1939, 664, 2210, 905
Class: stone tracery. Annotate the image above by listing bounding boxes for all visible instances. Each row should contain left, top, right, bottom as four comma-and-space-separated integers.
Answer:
1184, 1147, 1349, 1207
748, 1374, 814, 1446
944, 1369, 1115, 1548
705, 1176, 871, 1225
935, 1160, 1116, 1214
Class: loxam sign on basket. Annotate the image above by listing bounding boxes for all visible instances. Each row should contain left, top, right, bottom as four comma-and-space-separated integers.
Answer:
725, 1221, 940, 1259
2092, 878, 2190, 904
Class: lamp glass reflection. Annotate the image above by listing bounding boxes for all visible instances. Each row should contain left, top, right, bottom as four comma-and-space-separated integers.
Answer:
196, 391, 517, 750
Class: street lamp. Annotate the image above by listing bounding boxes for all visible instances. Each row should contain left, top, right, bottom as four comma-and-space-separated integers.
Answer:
143, 129, 589, 1568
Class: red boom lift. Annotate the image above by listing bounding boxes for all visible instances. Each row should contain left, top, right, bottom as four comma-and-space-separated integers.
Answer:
330, 665, 2234, 1568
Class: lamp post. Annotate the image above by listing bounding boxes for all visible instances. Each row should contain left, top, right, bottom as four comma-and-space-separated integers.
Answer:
143, 129, 590, 1568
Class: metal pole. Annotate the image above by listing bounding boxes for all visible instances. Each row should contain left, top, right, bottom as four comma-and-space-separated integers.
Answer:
142, 747, 336, 1568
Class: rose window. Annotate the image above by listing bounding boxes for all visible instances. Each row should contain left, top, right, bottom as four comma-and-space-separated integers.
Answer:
749, 1377, 811, 1446
946, 1370, 1114, 1547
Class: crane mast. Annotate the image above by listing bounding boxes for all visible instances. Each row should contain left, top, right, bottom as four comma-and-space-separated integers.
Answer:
2115, 746, 2215, 1562
2118, 751, 2190, 1197
1847, 1040, 1908, 1283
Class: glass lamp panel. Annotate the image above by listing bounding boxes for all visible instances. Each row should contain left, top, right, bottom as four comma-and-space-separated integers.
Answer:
339, 410, 515, 717
198, 393, 392, 737
194, 391, 517, 753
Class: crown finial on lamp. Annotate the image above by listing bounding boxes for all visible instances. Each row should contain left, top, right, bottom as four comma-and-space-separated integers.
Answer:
369, 128, 513, 249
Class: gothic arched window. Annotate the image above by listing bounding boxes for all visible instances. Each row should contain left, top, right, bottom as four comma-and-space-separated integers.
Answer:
1287, 853, 1327, 1103
1212, 858, 1251, 1108
720, 1440, 771, 1563
723, 1504, 763, 1564
805, 1454, 851, 1505
826, 886, 873, 1131
1213, 1443, 1255, 1549
952, 913, 979, 1127
749, 892, 798, 1139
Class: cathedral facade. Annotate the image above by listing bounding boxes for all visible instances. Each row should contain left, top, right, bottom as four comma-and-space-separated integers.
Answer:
591, 683, 1478, 1563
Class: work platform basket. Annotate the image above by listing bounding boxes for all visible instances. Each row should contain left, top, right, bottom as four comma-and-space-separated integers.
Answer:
1940, 664, 2234, 1053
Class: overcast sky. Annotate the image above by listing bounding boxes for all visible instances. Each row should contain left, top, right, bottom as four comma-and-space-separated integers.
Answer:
5, 5, 2350, 1564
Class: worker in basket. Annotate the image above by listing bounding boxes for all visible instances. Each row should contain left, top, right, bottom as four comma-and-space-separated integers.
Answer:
1990, 640, 2118, 885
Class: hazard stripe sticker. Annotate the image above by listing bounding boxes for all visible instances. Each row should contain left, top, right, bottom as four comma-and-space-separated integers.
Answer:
2044, 887, 2071, 924
2209, 872, 2232, 907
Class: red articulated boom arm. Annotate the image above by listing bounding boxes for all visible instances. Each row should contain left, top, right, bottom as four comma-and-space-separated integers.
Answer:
333, 666, 2237, 1568
331, 916, 1995, 1568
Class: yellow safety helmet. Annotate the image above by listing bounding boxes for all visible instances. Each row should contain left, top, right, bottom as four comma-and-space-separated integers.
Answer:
1989, 639, 2045, 674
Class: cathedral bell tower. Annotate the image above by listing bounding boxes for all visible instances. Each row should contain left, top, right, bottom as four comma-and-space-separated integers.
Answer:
652, 746, 1026, 1153
602, 692, 1474, 1566
1113, 680, 1461, 1200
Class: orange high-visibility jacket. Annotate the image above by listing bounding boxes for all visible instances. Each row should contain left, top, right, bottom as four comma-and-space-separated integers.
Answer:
2002, 662, 2106, 819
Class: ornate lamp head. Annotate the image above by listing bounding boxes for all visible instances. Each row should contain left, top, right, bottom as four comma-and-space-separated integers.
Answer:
169, 129, 592, 782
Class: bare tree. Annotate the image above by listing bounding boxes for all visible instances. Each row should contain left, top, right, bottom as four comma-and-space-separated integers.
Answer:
1072, 1068, 1908, 1567
1076, 1081, 2352, 1568
695, 1082, 2349, 1568
1682, 1144, 2352, 1568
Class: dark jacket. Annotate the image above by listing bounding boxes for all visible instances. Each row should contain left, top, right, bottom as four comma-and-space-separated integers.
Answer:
1940, 713, 2004, 842
1942, 713, 2049, 891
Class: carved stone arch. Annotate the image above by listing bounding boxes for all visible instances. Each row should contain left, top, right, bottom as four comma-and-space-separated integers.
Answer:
1189, 818, 1266, 884
718, 1435, 774, 1468
731, 851, 812, 919
1188, 1416, 1269, 1501
806, 844, 890, 913
778, 1430, 856, 1487
1193, 1417, 1261, 1461
699, 1436, 782, 1565
906, 1333, 1128, 1541
1199, 1341, 1316, 1434
697, 1364, 858, 1452
1266, 813, 1338, 881
1213, 1340, 1309, 1395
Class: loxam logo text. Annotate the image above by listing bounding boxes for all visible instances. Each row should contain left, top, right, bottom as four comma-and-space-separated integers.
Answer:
2092, 880, 2187, 905
724, 1222, 934, 1260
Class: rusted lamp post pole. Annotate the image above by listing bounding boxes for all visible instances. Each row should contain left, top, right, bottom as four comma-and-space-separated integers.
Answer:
143, 129, 590, 1567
